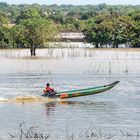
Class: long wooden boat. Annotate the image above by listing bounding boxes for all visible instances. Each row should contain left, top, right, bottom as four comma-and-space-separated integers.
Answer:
42, 81, 119, 99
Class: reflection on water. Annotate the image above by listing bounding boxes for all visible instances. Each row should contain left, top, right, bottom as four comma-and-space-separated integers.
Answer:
57, 100, 112, 108
45, 102, 56, 116
44, 100, 114, 118
0, 48, 140, 139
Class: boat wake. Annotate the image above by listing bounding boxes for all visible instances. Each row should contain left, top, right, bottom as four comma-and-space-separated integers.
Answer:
0, 95, 60, 103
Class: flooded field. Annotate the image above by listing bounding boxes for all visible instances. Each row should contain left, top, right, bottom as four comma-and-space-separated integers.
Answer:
0, 48, 140, 140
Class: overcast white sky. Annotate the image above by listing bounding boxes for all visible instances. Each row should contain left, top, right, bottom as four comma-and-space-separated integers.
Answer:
0, 0, 140, 5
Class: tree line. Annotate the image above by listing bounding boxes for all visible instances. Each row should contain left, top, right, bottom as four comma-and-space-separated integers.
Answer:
83, 12, 140, 48
0, 2, 140, 55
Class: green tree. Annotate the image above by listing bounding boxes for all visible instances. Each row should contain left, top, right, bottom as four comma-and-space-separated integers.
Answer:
130, 11, 140, 47
83, 19, 100, 48
0, 12, 9, 25
15, 7, 41, 23
83, 14, 135, 48
11, 24, 27, 48
0, 26, 15, 48
110, 16, 134, 48
83, 15, 112, 48
14, 18, 58, 55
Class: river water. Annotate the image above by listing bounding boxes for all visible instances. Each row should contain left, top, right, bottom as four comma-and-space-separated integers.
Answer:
0, 48, 140, 140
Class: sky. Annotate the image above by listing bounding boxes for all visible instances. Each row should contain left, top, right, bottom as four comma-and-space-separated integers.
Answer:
0, 0, 140, 5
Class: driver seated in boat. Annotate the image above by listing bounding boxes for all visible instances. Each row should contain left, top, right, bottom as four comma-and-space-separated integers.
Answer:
44, 83, 56, 96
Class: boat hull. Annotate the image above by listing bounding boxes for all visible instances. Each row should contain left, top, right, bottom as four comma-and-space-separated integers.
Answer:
43, 81, 119, 99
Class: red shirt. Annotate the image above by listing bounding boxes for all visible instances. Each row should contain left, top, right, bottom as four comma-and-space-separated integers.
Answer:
45, 87, 54, 92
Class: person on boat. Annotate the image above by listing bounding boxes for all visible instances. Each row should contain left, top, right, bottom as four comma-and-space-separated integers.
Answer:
44, 83, 56, 96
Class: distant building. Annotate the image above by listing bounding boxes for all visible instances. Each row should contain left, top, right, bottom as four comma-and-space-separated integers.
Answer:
57, 32, 84, 42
